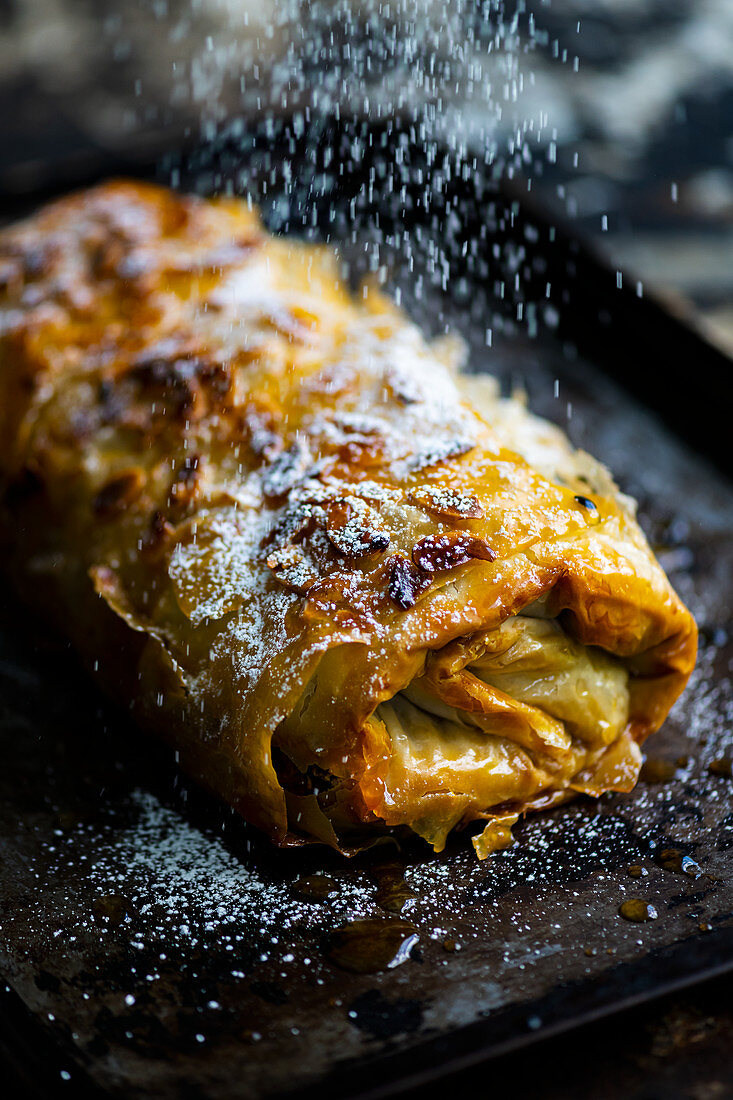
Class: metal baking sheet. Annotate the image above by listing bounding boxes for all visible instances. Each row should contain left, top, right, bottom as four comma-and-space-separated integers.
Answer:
0, 126, 732, 1099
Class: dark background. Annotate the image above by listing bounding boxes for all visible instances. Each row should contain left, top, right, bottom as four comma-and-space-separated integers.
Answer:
2, 1, 732, 344
1, 3, 732, 1099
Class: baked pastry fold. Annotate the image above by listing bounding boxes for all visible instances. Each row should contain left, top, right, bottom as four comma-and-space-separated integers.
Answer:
0, 181, 697, 855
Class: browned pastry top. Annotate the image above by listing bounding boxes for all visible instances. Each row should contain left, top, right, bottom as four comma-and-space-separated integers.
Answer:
0, 181, 697, 853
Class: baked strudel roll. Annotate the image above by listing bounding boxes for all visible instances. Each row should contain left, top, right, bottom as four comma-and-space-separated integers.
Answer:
0, 182, 697, 856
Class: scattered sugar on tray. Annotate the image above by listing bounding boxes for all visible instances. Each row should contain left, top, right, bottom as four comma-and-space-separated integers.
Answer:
47, 785, 694, 951
45, 791, 383, 962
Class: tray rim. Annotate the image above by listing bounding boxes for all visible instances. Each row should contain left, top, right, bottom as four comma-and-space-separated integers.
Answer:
1, 152, 732, 1099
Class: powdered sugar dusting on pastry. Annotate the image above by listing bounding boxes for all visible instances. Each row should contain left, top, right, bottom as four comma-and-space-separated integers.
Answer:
0, 183, 696, 856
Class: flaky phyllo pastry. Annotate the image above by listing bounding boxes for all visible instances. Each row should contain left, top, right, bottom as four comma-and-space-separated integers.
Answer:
0, 182, 697, 857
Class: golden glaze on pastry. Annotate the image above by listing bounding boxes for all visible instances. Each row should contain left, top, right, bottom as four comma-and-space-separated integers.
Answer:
0, 181, 697, 856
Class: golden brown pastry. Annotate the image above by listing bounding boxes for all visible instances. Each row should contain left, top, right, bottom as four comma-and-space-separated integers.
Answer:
0, 181, 697, 856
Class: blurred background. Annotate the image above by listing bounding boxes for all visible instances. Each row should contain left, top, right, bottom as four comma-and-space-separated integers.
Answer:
1, 0, 732, 349
1, 9, 732, 1097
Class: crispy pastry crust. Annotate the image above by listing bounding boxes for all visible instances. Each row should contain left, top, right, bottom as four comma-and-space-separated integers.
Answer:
0, 181, 697, 853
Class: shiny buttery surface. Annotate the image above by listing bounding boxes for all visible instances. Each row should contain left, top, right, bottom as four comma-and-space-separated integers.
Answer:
0, 182, 696, 854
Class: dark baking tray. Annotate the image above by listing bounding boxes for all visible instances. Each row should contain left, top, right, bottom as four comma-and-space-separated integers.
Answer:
1, 119, 732, 1100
